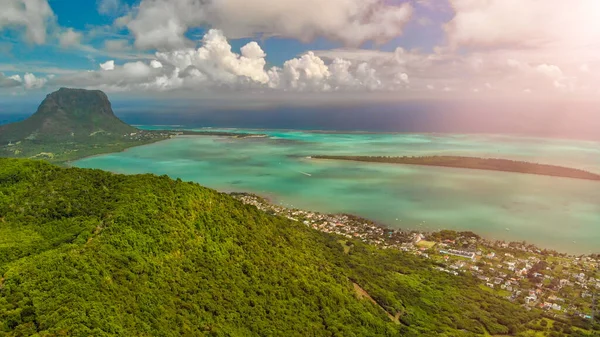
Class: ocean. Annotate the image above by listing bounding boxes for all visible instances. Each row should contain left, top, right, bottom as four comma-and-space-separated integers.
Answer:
3, 102, 600, 254
73, 128, 600, 254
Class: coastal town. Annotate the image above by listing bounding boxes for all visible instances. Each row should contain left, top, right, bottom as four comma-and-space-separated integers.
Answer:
232, 192, 599, 327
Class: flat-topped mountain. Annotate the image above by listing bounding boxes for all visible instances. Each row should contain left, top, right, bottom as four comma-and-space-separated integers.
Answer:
0, 88, 136, 143
0, 88, 169, 162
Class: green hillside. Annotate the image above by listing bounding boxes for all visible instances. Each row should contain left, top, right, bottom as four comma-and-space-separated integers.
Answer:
0, 159, 591, 336
0, 89, 168, 162
0, 88, 135, 143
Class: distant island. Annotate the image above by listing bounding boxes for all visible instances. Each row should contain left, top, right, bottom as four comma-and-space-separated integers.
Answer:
311, 155, 600, 181
0, 88, 268, 163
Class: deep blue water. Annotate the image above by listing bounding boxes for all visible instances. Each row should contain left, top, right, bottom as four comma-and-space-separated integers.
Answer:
2, 100, 600, 141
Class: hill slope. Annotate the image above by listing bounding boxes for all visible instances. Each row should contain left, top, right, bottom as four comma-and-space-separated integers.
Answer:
0, 88, 135, 143
0, 159, 561, 336
0, 89, 168, 162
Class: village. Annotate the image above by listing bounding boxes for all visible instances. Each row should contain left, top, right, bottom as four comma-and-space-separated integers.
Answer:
232, 192, 599, 325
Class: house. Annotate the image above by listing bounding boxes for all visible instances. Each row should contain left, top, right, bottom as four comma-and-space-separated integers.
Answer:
559, 279, 572, 287
551, 303, 562, 311
525, 296, 537, 304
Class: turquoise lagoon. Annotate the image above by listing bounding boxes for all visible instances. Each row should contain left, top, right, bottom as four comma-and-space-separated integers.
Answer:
75, 129, 600, 254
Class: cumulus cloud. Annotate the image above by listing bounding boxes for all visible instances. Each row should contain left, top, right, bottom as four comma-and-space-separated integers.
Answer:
100, 60, 115, 71
58, 28, 82, 47
0, 73, 22, 88
155, 29, 271, 85
23, 73, 47, 89
445, 0, 600, 52
50, 29, 407, 93
314, 46, 593, 98
0, 0, 55, 44
98, 0, 128, 16
104, 39, 130, 51
126, 0, 413, 50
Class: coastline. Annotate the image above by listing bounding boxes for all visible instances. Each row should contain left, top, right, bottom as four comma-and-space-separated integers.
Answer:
231, 191, 599, 257
66, 127, 600, 255
66, 131, 267, 166
63, 136, 173, 166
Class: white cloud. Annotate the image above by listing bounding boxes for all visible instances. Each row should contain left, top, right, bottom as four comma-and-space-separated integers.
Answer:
155, 29, 271, 85
59, 28, 82, 47
536, 64, 563, 81
0, 73, 22, 88
49, 29, 410, 93
150, 60, 163, 69
445, 0, 600, 53
0, 0, 55, 44
100, 60, 115, 71
281, 52, 332, 91
98, 0, 128, 16
104, 39, 131, 51
126, 0, 413, 50
23, 73, 47, 89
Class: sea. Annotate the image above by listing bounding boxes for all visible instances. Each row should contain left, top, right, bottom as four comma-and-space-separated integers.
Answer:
3, 102, 600, 254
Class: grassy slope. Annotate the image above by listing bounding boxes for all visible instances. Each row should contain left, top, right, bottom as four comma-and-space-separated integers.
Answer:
0, 159, 582, 337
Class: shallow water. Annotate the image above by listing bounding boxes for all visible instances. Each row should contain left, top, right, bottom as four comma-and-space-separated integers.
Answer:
74, 129, 600, 254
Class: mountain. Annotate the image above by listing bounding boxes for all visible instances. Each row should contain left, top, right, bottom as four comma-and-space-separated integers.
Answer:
0, 88, 168, 162
0, 158, 567, 337
0, 88, 136, 143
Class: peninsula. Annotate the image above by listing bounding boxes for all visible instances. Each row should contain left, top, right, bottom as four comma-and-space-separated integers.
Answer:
311, 155, 600, 181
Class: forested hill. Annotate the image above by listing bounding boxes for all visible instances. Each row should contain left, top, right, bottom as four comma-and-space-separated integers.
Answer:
0, 159, 582, 336
0, 88, 170, 162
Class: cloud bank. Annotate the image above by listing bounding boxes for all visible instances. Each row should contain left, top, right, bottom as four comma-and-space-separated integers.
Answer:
125, 0, 413, 50
0, 0, 55, 44
49, 29, 408, 94
3, 0, 600, 102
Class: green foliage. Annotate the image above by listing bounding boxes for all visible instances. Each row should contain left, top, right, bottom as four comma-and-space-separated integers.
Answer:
0, 158, 580, 336
0, 88, 170, 163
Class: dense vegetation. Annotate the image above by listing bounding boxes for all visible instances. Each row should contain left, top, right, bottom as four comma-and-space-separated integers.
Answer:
0, 88, 170, 163
0, 88, 136, 144
313, 155, 600, 181
1, 159, 597, 336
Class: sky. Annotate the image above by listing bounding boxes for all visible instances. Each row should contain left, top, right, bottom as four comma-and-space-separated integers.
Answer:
0, 0, 599, 103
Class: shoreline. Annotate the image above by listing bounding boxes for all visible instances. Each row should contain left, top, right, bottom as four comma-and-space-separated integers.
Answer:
65, 130, 268, 165
231, 191, 598, 257
63, 136, 172, 166
64, 128, 599, 256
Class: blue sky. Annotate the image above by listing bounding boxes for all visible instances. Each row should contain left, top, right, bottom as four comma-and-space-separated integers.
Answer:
0, 0, 598, 102
1, 0, 449, 72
